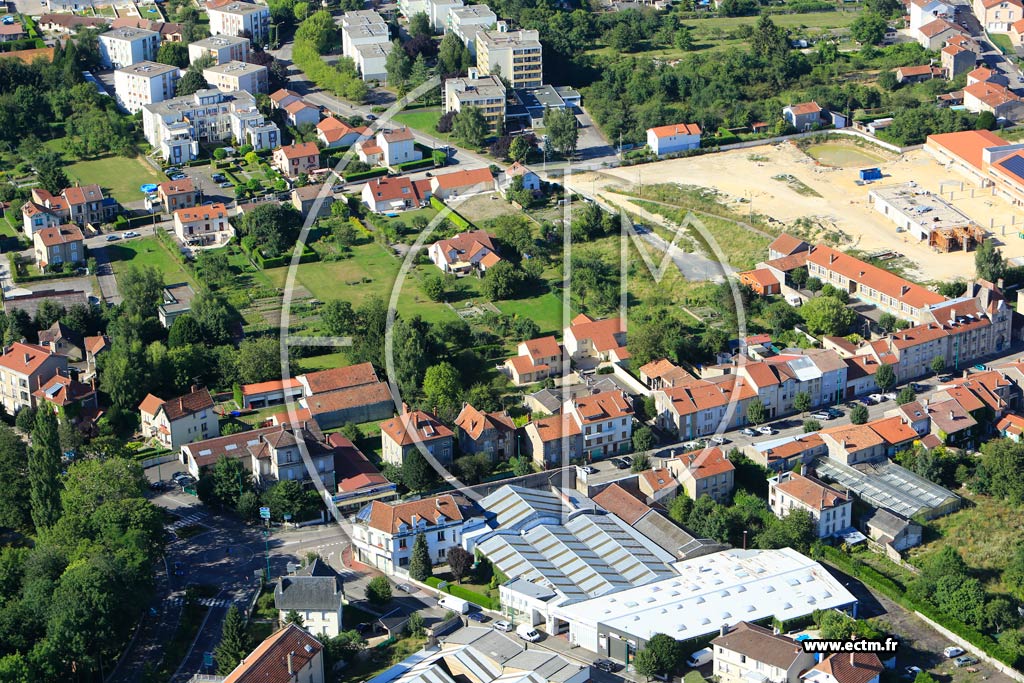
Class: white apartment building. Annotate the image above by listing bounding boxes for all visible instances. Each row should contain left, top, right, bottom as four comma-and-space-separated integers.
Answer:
341, 10, 390, 60
188, 34, 250, 64
476, 28, 542, 89
353, 42, 391, 82
142, 89, 280, 163
399, 0, 430, 19
447, 5, 498, 55
444, 71, 506, 129
207, 0, 271, 44
428, 0, 463, 32
113, 61, 179, 114
351, 495, 479, 574
203, 60, 268, 94
98, 26, 160, 68
768, 471, 852, 538
0, 342, 68, 415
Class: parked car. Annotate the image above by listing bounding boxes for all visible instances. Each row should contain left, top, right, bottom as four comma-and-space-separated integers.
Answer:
466, 612, 488, 623
938, 374, 953, 382
869, 393, 886, 403
516, 624, 541, 642
883, 392, 898, 401
943, 647, 965, 658
211, 173, 226, 182
611, 458, 629, 470
810, 411, 833, 421
581, 465, 597, 475
492, 620, 513, 632
901, 666, 922, 679
740, 428, 758, 437
123, 231, 140, 238
169, 173, 187, 181
105, 234, 120, 241
711, 435, 729, 445
395, 583, 413, 593
594, 659, 621, 673
827, 407, 842, 418
954, 656, 977, 668
862, 396, 877, 406
620, 456, 633, 466
219, 181, 234, 188
757, 425, 775, 435
165, 167, 181, 177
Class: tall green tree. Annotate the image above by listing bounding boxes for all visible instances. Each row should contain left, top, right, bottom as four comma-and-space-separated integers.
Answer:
385, 40, 411, 90
409, 532, 432, 581
746, 399, 766, 426
546, 107, 579, 157
453, 106, 488, 147
850, 11, 887, 44
422, 362, 462, 423
975, 238, 1005, 282
850, 403, 869, 424
874, 363, 896, 393
215, 605, 251, 675
793, 392, 811, 415
119, 264, 163, 320
29, 407, 62, 530
156, 41, 189, 67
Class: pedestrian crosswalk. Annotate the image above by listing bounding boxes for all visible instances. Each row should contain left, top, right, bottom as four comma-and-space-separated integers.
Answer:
168, 512, 207, 531
165, 596, 233, 608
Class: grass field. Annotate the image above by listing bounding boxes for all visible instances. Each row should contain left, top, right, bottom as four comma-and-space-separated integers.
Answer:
393, 108, 443, 137
989, 32, 1014, 55
297, 350, 350, 372
44, 138, 163, 205
497, 291, 564, 336
909, 492, 1024, 591
805, 142, 889, 167
106, 236, 195, 285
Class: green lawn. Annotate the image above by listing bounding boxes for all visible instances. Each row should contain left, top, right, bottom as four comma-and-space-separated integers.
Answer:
44, 139, 164, 205
990, 32, 1015, 55
106, 236, 195, 286
393, 108, 443, 137
297, 350, 350, 372
497, 291, 563, 336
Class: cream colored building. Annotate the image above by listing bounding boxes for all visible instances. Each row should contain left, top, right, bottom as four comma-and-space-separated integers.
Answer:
768, 471, 852, 538
444, 71, 506, 130
188, 34, 250, 64
207, 0, 271, 44
476, 28, 542, 89
712, 622, 816, 683
173, 203, 232, 245
113, 61, 179, 114
139, 386, 218, 450
203, 60, 268, 94
0, 342, 68, 415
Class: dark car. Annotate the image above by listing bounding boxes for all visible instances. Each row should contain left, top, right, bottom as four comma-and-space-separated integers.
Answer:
466, 612, 488, 623
620, 456, 634, 466
611, 458, 629, 470
594, 659, 621, 673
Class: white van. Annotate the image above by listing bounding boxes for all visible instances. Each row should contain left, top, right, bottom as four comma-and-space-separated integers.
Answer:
686, 648, 712, 668
516, 623, 541, 642
438, 596, 471, 614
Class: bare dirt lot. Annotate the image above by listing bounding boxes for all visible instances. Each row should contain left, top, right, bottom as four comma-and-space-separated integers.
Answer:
571, 141, 1024, 283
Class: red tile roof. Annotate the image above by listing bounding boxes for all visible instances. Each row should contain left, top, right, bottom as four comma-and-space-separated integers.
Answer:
997, 412, 1024, 436
432, 167, 494, 190
305, 382, 392, 417
809, 652, 884, 683
648, 122, 701, 139
768, 233, 808, 256
528, 413, 581, 442
787, 101, 822, 116
455, 403, 514, 440
593, 483, 652, 524
867, 416, 919, 445
821, 423, 885, 453
222, 623, 323, 683
302, 362, 379, 395
676, 446, 735, 478
159, 178, 195, 195
380, 410, 452, 447
366, 494, 463, 533
571, 390, 633, 424
919, 17, 961, 37
381, 127, 414, 143
965, 81, 1021, 108
242, 378, 302, 396
0, 342, 58, 376
276, 142, 319, 159
738, 268, 779, 289
35, 224, 83, 247
139, 387, 214, 420
773, 472, 847, 511
431, 230, 499, 267
640, 468, 677, 493
522, 335, 560, 362
175, 203, 228, 222
568, 313, 625, 353
317, 116, 366, 143
927, 129, 1008, 170
806, 244, 945, 309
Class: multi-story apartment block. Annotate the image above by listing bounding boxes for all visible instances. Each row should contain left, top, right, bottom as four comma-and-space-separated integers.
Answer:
428, 0, 463, 32
113, 61, 179, 114
444, 71, 506, 130
712, 622, 817, 683
448, 5, 498, 55
22, 185, 117, 236
188, 34, 250, 64
341, 10, 390, 79
173, 203, 231, 245
272, 142, 321, 178
768, 471, 852, 538
454, 403, 516, 461
476, 28, 542, 89
248, 422, 336, 489
564, 390, 633, 460
666, 446, 736, 502
98, 26, 160, 68
0, 343, 68, 415
143, 89, 280, 162
656, 374, 758, 440
207, 0, 271, 44
351, 494, 473, 573
33, 224, 84, 269
203, 60, 268, 94
139, 386, 219, 450
380, 407, 454, 467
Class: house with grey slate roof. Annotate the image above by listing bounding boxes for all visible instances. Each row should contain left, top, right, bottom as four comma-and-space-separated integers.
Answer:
274, 559, 345, 637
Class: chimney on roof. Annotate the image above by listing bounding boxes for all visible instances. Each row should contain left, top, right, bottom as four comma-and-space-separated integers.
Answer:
288, 651, 294, 676
22, 353, 29, 364
436, 497, 442, 509
850, 653, 855, 666
402, 402, 409, 414
830, 254, 837, 264
720, 624, 728, 636
950, 410, 955, 421
997, 278, 1004, 290
191, 384, 199, 393
922, 398, 928, 408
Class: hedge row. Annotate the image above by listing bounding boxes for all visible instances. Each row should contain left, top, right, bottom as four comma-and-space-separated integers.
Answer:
820, 548, 1019, 667
429, 196, 472, 230
349, 216, 372, 237
246, 244, 319, 269
343, 167, 387, 182
423, 576, 498, 610
392, 158, 435, 173
0, 37, 45, 52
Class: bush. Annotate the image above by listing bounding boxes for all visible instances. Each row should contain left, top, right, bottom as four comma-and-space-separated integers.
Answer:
366, 575, 392, 604
429, 196, 473, 230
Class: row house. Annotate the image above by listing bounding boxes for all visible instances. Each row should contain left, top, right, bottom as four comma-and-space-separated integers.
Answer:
768, 470, 852, 538
33, 224, 84, 269
351, 494, 478, 574
655, 374, 758, 441
638, 358, 690, 390
564, 390, 634, 460
521, 413, 582, 469
454, 403, 516, 461
248, 422, 336, 489
505, 336, 567, 386
380, 405, 454, 467
665, 446, 736, 502
23, 184, 116, 236
712, 622, 816, 683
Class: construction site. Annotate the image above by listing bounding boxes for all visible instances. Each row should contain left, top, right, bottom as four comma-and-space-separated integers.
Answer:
868, 183, 988, 253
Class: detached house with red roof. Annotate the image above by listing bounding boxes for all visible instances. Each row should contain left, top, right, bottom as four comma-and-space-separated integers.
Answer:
783, 101, 824, 131
768, 470, 851, 538
357, 127, 421, 167
564, 313, 627, 365
139, 386, 218, 450
351, 494, 477, 573
505, 336, 566, 386
974, 0, 1023, 32
33, 369, 100, 433
802, 653, 883, 683
272, 142, 321, 178
645, 122, 701, 157
218, 623, 325, 683
247, 422, 336, 489
429, 167, 496, 200
428, 230, 502, 275
963, 80, 1024, 119
316, 116, 366, 149
23, 184, 117, 238
380, 406, 454, 467
33, 224, 84, 269
455, 403, 516, 461
0, 342, 68, 415
361, 176, 432, 213
173, 202, 232, 245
